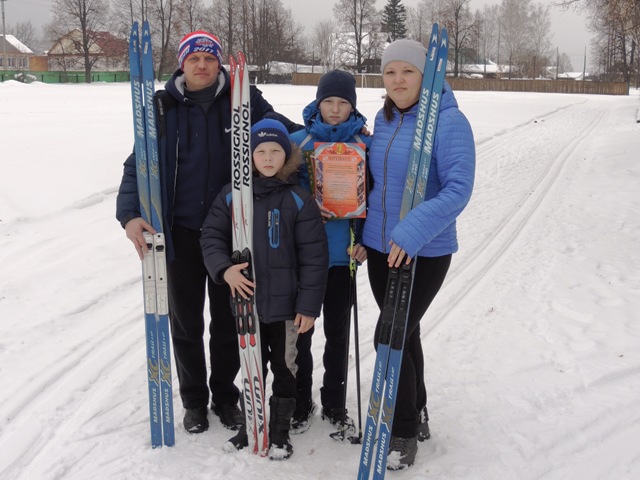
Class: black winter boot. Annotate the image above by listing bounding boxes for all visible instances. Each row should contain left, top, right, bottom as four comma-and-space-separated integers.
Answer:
386, 435, 418, 470
223, 426, 249, 453
183, 406, 209, 434
268, 397, 296, 460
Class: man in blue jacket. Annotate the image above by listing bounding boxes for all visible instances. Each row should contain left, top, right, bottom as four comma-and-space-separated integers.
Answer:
116, 31, 301, 434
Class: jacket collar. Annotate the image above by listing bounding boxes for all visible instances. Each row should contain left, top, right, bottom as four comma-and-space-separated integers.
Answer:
165, 66, 230, 104
301, 100, 367, 142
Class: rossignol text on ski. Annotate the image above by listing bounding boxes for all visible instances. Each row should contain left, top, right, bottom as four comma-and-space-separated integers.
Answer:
229, 52, 269, 456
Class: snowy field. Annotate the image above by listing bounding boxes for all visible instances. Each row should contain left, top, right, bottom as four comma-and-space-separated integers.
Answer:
0, 80, 639, 480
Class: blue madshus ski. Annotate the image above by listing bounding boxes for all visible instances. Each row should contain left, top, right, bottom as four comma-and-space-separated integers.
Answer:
129, 21, 161, 449
399, 23, 440, 219
357, 24, 448, 479
129, 21, 175, 448
229, 52, 269, 456
412, 29, 449, 209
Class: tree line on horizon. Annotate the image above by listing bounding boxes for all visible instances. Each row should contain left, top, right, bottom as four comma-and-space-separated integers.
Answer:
5, 0, 639, 84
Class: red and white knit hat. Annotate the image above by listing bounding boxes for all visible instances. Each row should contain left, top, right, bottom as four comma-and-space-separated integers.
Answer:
177, 31, 223, 70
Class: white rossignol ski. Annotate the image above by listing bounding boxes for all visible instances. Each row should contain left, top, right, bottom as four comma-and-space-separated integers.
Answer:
358, 24, 448, 479
229, 52, 269, 456
128, 21, 175, 448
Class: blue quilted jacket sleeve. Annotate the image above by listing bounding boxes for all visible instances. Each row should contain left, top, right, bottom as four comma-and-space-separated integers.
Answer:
391, 87, 475, 258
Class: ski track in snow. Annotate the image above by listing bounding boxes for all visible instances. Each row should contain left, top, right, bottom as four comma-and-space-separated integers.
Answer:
429, 99, 606, 333
1, 83, 639, 480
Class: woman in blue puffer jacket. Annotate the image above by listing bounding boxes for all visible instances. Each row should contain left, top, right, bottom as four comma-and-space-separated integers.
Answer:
363, 39, 475, 469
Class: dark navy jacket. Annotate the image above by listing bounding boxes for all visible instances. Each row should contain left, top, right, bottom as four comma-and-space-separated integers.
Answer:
200, 154, 328, 324
116, 67, 301, 262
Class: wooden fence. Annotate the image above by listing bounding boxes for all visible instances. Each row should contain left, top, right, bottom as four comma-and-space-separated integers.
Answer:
292, 72, 629, 96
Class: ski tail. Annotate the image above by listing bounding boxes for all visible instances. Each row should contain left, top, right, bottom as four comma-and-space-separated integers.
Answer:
372, 262, 416, 478
357, 266, 400, 478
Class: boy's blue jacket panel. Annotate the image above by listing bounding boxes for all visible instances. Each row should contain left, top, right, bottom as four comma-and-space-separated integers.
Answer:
362, 82, 475, 258
200, 173, 329, 324
290, 100, 372, 268
115, 67, 302, 262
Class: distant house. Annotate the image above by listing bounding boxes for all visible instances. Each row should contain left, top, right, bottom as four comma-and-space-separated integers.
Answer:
557, 71, 589, 81
459, 60, 515, 78
544, 67, 590, 81
0, 34, 34, 70
47, 29, 127, 72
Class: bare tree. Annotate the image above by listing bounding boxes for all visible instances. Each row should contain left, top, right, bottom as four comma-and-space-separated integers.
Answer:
581, 0, 639, 82
147, 0, 176, 80
109, 0, 144, 41
50, 0, 111, 82
175, 0, 206, 34
499, 0, 532, 77
8, 21, 39, 52
313, 20, 336, 71
333, 0, 379, 71
408, 0, 441, 43
205, 0, 244, 57
438, 0, 477, 77
527, 3, 552, 77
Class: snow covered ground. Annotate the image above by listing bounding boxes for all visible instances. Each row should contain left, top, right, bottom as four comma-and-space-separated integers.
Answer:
0, 81, 639, 480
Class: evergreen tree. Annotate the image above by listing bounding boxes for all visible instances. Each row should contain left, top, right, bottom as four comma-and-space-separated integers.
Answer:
381, 0, 408, 41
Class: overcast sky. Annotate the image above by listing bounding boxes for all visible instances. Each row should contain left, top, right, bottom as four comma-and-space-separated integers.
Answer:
4, 0, 591, 63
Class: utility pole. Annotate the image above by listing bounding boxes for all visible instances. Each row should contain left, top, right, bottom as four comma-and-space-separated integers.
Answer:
1, 0, 8, 71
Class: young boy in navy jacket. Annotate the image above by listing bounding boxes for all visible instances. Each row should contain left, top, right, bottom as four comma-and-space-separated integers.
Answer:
200, 119, 328, 459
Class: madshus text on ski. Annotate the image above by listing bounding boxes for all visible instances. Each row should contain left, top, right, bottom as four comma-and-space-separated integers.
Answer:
128, 21, 175, 448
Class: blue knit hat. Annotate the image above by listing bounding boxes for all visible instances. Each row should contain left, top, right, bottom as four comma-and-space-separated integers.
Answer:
251, 119, 291, 158
316, 69, 357, 108
177, 31, 223, 70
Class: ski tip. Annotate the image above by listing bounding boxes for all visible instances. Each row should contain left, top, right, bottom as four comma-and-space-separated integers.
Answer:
440, 28, 448, 46
429, 23, 439, 43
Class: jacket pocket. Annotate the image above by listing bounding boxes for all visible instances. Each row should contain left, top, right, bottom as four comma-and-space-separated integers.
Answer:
268, 208, 280, 248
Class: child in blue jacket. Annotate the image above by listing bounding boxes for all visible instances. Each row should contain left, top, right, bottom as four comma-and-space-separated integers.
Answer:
289, 70, 370, 434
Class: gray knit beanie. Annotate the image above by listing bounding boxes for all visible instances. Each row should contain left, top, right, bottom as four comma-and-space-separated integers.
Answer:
381, 39, 427, 73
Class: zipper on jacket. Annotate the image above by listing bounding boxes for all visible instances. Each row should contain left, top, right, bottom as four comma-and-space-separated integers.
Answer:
381, 112, 405, 253
156, 94, 178, 230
